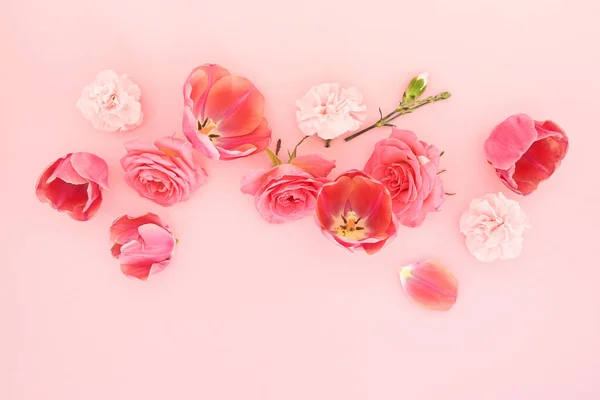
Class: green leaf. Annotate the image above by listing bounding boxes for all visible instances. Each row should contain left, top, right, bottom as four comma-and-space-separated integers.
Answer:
265, 148, 283, 166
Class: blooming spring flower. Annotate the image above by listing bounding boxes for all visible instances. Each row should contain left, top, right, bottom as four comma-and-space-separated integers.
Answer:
110, 213, 175, 280
241, 154, 336, 223
459, 192, 530, 262
77, 70, 143, 132
121, 137, 207, 207
182, 64, 271, 160
296, 83, 366, 140
364, 128, 445, 227
484, 114, 569, 195
314, 170, 398, 254
36, 152, 109, 221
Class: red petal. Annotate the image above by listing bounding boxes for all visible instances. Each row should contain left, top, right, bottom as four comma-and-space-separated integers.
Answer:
348, 174, 392, 233
399, 260, 458, 311
315, 175, 354, 229
184, 64, 230, 118
205, 76, 265, 137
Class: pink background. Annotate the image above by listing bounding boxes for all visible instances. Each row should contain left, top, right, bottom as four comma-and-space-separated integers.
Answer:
3, 0, 600, 399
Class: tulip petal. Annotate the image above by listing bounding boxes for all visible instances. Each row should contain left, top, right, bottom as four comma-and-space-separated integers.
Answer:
184, 64, 230, 118
67, 152, 109, 189
484, 114, 538, 171
182, 106, 220, 159
214, 118, 272, 160
399, 260, 458, 311
315, 175, 354, 229
348, 175, 392, 233
110, 213, 165, 244
291, 154, 336, 178
205, 76, 265, 136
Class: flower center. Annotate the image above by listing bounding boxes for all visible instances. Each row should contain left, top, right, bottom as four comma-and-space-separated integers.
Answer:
104, 93, 118, 109
335, 211, 366, 239
197, 118, 219, 142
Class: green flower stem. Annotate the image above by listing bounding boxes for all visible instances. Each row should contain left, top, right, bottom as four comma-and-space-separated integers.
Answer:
344, 92, 451, 142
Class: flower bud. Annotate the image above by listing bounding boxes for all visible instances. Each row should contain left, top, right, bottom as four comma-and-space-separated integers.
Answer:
402, 72, 428, 103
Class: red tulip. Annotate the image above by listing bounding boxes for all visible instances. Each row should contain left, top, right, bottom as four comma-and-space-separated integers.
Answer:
36, 152, 109, 221
314, 170, 398, 254
484, 114, 569, 195
182, 64, 271, 160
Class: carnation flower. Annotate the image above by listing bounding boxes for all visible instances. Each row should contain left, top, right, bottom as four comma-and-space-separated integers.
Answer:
459, 193, 530, 262
77, 70, 143, 132
296, 83, 366, 140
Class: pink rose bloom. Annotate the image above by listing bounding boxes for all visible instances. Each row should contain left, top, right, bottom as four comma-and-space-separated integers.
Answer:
121, 137, 207, 207
484, 114, 569, 195
77, 70, 143, 132
36, 152, 109, 221
182, 64, 271, 160
459, 192, 530, 263
364, 128, 444, 227
241, 154, 336, 223
315, 170, 398, 255
110, 213, 175, 280
296, 83, 366, 140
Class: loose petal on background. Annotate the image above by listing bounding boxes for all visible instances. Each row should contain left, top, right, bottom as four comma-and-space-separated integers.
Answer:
399, 260, 458, 311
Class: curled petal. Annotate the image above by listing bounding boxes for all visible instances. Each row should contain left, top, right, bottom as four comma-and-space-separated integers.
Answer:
291, 154, 336, 178
205, 76, 265, 136
399, 260, 458, 311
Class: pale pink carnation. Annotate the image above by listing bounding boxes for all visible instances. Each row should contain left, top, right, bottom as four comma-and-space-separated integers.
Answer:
77, 70, 143, 132
459, 193, 530, 263
296, 83, 366, 140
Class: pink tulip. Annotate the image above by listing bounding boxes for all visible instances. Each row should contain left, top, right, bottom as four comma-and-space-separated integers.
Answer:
121, 137, 207, 207
484, 114, 569, 195
241, 154, 336, 223
35, 152, 109, 221
399, 260, 458, 311
110, 213, 175, 280
314, 170, 398, 254
182, 64, 272, 160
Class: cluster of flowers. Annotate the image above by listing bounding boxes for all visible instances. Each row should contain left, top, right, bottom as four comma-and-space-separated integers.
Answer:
35, 64, 568, 312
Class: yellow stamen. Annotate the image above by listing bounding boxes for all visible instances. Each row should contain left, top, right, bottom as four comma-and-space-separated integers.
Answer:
335, 211, 366, 240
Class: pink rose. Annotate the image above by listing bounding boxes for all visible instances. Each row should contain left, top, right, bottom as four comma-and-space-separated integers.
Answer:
314, 170, 398, 255
182, 64, 271, 160
484, 114, 569, 195
241, 154, 336, 223
121, 137, 207, 207
110, 213, 175, 280
363, 128, 444, 227
36, 152, 109, 221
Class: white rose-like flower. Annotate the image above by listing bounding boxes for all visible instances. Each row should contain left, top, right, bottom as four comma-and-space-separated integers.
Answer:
296, 83, 366, 140
77, 70, 143, 132
459, 192, 530, 262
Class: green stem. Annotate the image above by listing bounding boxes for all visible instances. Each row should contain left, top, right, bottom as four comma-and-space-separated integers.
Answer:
344, 92, 451, 142
288, 135, 310, 162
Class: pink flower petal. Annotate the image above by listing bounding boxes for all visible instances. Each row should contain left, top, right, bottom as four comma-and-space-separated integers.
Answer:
182, 106, 220, 159
184, 64, 230, 117
205, 75, 265, 137
291, 154, 336, 178
484, 114, 538, 171
70, 152, 109, 189
399, 260, 458, 311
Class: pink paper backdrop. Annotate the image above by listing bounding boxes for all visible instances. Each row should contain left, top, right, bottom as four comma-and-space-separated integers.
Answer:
3, 0, 600, 399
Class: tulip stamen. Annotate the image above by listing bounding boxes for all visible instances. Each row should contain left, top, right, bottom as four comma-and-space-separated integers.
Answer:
335, 211, 366, 239
197, 118, 218, 139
